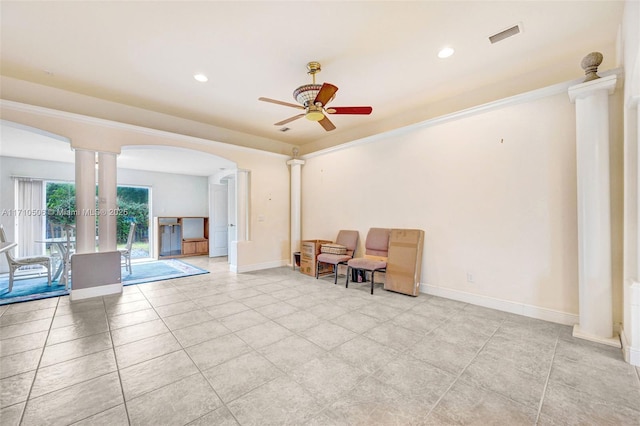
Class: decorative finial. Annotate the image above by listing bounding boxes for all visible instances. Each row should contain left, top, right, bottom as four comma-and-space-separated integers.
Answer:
580, 52, 603, 82
292, 147, 299, 159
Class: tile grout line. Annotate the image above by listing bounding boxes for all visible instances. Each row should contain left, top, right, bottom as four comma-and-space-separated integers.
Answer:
423, 317, 504, 421
182, 274, 319, 423
101, 295, 133, 426
137, 280, 243, 426
1, 264, 228, 419
534, 336, 560, 425
3, 306, 119, 405
274, 287, 434, 421
39, 297, 138, 425
11, 279, 270, 423
191, 277, 329, 424
177, 276, 376, 423
316, 301, 432, 419
238, 279, 395, 422
8, 272, 430, 416
8, 265, 587, 425
16, 296, 61, 426
8, 266, 576, 421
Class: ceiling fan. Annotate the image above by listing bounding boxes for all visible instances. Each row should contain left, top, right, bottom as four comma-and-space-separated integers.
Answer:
258, 61, 373, 131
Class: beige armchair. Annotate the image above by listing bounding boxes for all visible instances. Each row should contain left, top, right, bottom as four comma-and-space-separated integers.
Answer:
315, 230, 359, 284
346, 227, 391, 294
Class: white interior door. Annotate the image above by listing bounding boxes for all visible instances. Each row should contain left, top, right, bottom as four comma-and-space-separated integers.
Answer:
209, 183, 228, 257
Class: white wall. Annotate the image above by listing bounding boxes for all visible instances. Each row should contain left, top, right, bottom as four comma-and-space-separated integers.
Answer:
117, 168, 208, 218
302, 88, 624, 325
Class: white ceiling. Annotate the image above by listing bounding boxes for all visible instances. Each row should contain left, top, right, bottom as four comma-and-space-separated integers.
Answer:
0, 1, 625, 156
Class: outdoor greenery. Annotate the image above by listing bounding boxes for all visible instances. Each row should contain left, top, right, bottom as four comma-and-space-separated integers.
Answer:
46, 183, 76, 226
116, 187, 148, 244
46, 183, 149, 244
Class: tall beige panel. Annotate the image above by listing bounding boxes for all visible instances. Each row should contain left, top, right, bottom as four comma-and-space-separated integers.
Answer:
385, 229, 424, 296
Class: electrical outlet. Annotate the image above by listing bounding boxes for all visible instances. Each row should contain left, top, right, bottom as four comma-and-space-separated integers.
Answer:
467, 272, 474, 283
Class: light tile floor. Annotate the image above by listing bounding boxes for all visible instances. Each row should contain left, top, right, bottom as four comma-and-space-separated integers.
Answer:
1, 256, 639, 425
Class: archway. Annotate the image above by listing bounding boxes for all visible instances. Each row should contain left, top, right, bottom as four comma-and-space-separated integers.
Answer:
1, 121, 242, 265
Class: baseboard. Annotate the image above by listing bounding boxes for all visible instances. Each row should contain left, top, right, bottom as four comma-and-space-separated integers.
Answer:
620, 327, 640, 366
572, 324, 622, 348
421, 284, 579, 326
71, 283, 122, 301
236, 259, 288, 273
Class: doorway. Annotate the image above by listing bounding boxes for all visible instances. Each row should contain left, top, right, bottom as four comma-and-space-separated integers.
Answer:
209, 173, 237, 258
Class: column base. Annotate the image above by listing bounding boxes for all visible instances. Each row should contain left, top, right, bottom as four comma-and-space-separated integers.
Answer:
572, 324, 621, 348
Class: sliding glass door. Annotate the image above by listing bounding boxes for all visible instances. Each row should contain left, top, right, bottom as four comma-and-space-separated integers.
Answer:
115, 186, 150, 259
44, 181, 150, 259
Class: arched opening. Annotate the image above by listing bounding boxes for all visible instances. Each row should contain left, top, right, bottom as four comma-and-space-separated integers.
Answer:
1, 121, 242, 274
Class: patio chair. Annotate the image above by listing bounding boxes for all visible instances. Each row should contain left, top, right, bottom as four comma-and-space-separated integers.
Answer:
119, 222, 136, 274
0, 224, 52, 292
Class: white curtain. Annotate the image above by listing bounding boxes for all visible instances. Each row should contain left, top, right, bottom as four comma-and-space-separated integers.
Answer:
16, 178, 45, 257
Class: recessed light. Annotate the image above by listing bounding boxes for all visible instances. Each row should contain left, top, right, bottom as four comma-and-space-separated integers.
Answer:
193, 73, 208, 82
438, 47, 455, 59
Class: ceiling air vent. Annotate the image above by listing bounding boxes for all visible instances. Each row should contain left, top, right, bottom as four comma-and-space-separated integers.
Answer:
489, 24, 521, 44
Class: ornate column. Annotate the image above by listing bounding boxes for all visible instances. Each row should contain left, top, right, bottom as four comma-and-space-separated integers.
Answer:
568, 53, 620, 347
626, 96, 640, 364
287, 155, 305, 262
74, 149, 96, 253
97, 152, 117, 251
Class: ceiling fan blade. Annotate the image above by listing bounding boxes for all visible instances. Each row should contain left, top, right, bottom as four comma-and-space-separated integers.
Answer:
314, 83, 338, 106
326, 106, 373, 115
318, 115, 336, 131
258, 97, 304, 110
274, 114, 305, 126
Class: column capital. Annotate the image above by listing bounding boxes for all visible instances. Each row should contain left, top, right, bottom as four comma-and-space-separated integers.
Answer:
569, 74, 617, 103
287, 159, 305, 167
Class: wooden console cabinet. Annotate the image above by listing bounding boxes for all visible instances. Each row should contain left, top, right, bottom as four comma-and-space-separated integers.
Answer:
157, 217, 209, 258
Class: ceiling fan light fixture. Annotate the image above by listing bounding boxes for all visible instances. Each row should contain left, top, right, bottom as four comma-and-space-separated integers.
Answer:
259, 61, 372, 132
293, 84, 321, 106
306, 110, 325, 121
